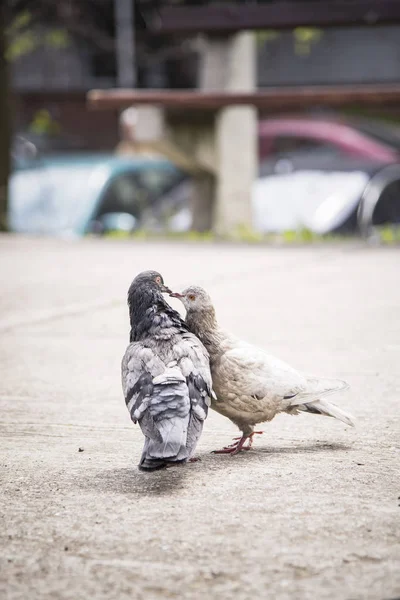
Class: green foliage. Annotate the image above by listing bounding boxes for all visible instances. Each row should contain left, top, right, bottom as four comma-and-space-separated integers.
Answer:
255, 26, 323, 57
282, 228, 317, 243
281, 230, 296, 243
165, 230, 214, 242
6, 11, 69, 62
185, 230, 213, 242
255, 29, 280, 47
99, 228, 354, 245
43, 29, 69, 49
29, 109, 61, 136
226, 223, 264, 243
375, 225, 400, 245
6, 31, 37, 61
6, 11, 31, 36
98, 225, 400, 247
293, 27, 323, 56
100, 230, 133, 240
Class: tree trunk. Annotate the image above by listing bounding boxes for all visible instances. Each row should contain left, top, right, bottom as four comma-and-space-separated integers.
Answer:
0, 6, 11, 231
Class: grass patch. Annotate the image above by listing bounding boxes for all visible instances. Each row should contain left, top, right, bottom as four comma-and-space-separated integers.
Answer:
100, 227, 355, 245
99, 224, 400, 245
371, 225, 400, 245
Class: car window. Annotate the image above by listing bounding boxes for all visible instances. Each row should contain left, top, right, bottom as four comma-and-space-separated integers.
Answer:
97, 173, 149, 218
271, 135, 340, 158
136, 167, 184, 198
97, 167, 185, 219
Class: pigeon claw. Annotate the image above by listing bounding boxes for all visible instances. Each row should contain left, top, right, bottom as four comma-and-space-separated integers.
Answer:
212, 431, 263, 455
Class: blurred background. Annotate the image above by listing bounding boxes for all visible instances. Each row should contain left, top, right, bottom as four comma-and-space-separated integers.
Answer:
2, 0, 400, 240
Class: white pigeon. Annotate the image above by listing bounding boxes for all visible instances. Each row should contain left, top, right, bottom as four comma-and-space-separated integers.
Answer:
121, 272, 213, 470
170, 285, 354, 454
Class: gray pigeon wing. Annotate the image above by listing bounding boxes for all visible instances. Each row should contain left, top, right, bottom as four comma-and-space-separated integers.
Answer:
176, 333, 214, 456
122, 342, 165, 440
122, 342, 191, 460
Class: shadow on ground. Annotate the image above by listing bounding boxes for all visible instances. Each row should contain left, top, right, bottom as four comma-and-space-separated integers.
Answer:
85, 442, 352, 497
255, 441, 352, 454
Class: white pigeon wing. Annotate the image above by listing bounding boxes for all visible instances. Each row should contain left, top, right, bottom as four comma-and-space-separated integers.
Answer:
220, 339, 308, 399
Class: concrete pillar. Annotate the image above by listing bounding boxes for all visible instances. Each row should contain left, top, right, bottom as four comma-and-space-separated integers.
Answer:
200, 32, 256, 92
199, 32, 258, 236
191, 173, 215, 232
129, 31, 257, 235
214, 106, 257, 235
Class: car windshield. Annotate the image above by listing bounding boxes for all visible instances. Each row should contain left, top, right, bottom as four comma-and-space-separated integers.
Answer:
9, 164, 106, 235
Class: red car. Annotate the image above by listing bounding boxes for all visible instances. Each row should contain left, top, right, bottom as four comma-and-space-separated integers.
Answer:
259, 116, 400, 163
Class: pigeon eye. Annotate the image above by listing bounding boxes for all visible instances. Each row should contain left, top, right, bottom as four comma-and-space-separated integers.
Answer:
188, 294, 196, 301
155, 276, 162, 285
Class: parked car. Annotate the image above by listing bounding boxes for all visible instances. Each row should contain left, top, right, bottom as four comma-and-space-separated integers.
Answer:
259, 115, 400, 166
9, 154, 186, 237
9, 150, 400, 238
163, 115, 400, 235
254, 157, 400, 235
163, 156, 400, 236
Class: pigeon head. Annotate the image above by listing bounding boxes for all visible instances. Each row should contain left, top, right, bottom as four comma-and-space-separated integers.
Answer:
127, 271, 178, 342
129, 270, 172, 296
170, 285, 213, 313
171, 285, 218, 344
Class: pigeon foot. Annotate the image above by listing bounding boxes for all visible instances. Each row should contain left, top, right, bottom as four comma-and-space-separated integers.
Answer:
212, 431, 263, 455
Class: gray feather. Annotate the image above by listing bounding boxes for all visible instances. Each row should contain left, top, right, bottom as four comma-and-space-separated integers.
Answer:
121, 282, 213, 471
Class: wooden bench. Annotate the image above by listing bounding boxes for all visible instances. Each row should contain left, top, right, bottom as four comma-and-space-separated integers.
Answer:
88, 84, 400, 113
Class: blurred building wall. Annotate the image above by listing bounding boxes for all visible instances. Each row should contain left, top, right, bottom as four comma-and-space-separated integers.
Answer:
13, 92, 119, 152
11, 33, 119, 152
10, 23, 400, 152
258, 26, 400, 86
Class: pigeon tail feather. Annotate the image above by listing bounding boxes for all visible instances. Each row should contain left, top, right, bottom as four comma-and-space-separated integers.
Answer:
290, 376, 349, 403
288, 376, 354, 426
139, 416, 189, 471
298, 399, 355, 427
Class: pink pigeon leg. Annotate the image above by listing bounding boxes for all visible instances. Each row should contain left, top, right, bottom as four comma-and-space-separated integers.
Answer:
212, 431, 263, 454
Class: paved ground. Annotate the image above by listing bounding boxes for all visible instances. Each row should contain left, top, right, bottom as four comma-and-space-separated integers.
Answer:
0, 235, 399, 600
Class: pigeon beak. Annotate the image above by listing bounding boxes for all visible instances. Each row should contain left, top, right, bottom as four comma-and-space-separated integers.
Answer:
160, 284, 172, 294
169, 292, 184, 298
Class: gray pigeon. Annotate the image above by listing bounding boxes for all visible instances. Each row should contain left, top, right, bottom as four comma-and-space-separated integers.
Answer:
121, 271, 213, 471
170, 285, 354, 454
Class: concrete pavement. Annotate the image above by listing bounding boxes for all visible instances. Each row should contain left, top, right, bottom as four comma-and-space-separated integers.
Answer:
0, 235, 399, 600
